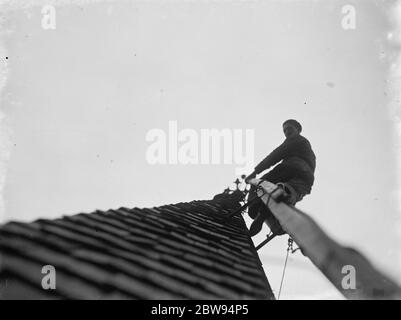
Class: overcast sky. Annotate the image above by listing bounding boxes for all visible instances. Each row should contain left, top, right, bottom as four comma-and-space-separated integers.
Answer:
1, 0, 400, 299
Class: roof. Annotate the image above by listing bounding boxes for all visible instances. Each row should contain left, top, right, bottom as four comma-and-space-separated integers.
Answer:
0, 194, 275, 299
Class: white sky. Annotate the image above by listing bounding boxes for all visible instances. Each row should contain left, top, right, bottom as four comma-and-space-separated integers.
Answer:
0, 0, 400, 299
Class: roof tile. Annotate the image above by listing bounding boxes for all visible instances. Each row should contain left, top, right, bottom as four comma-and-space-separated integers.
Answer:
0, 196, 274, 299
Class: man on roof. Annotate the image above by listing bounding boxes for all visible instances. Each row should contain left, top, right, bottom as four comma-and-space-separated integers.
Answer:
245, 119, 316, 237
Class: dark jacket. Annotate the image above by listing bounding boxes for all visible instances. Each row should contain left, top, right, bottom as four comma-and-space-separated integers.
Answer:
254, 134, 316, 194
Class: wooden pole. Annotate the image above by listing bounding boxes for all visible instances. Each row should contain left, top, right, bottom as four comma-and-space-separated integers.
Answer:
249, 179, 401, 300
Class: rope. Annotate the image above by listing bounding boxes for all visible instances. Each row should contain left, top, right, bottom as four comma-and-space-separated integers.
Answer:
225, 185, 267, 219
225, 193, 260, 219
226, 181, 283, 220
277, 237, 293, 300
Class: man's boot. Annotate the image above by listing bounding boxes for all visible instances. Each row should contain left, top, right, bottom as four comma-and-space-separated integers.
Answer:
248, 205, 285, 237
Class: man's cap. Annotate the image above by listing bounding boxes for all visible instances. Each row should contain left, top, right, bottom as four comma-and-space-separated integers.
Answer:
283, 119, 302, 133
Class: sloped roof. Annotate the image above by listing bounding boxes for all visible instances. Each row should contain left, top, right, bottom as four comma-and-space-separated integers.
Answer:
0, 196, 274, 299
